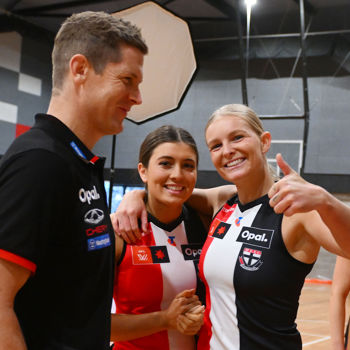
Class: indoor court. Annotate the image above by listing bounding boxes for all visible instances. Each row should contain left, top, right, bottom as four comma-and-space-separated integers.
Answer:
298, 193, 350, 349
298, 282, 332, 349
1, 0, 350, 349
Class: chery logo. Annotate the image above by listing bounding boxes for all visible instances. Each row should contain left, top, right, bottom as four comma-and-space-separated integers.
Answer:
84, 208, 104, 224
86, 224, 107, 236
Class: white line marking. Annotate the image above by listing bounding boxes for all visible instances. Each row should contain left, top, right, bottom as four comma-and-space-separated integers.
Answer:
303, 336, 330, 347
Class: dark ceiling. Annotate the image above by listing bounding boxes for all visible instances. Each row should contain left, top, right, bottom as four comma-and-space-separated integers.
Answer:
1, 0, 350, 70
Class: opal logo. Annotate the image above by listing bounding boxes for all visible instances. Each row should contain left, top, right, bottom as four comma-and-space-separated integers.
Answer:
237, 226, 274, 249
79, 186, 100, 204
182, 244, 202, 260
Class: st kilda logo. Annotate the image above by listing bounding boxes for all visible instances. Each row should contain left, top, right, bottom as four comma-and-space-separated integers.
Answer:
236, 226, 274, 271
239, 247, 263, 271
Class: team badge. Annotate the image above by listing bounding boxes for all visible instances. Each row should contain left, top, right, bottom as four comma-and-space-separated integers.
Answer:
209, 218, 231, 239
239, 247, 263, 271
131, 245, 170, 265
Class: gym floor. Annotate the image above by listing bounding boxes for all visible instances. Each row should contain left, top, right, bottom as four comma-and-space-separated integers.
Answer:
298, 193, 350, 349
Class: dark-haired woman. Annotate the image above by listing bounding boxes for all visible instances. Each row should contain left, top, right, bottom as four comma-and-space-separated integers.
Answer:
111, 125, 226, 350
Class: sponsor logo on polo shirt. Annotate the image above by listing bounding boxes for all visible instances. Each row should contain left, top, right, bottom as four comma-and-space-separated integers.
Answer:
131, 246, 170, 265
181, 244, 202, 260
86, 224, 107, 237
239, 247, 263, 271
84, 208, 104, 224
79, 186, 100, 205
87, 233, 111, 251
236, 226, 274, 249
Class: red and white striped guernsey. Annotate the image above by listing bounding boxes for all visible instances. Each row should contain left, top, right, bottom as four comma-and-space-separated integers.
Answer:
113, 205, 206, 350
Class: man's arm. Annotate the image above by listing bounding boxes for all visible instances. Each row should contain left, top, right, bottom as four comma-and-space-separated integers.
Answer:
0, 258, 30, 350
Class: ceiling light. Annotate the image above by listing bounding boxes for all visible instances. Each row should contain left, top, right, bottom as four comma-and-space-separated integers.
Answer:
245, 0, 257, 7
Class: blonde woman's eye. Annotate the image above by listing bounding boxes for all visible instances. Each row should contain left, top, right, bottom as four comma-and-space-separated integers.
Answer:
210, 144, 221, 151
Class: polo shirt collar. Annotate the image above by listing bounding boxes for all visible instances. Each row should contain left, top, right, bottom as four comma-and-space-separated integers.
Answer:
34, 114, 104, 166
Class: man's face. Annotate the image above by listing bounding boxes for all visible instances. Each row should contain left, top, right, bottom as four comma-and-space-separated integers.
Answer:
84, 44, 144, 137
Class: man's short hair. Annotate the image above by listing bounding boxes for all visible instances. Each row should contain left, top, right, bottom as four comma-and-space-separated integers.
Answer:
52, 11, 148, 94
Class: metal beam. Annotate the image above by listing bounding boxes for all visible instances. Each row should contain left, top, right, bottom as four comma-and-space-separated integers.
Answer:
259, 115, 304, 120
292, 0, 316, 16
194, 29, 350, 43
298, 0, 310, 175
202, 0, 236, 19
4, 0, 23, 11
234, 0, 248, 105
13, 0, 109, 15
0, 8, 55, 41
203, 0, 249, 105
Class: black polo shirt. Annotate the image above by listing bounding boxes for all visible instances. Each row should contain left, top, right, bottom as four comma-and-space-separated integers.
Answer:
0, 114, 115, 350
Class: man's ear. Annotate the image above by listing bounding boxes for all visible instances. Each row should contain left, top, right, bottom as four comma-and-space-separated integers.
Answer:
137, 163, 148, 184
70, 54, 90, 84
260, 131, 271, 154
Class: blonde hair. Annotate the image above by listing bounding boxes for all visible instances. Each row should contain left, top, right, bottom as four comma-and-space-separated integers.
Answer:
206, 104, 279, 180
206, 104, 264, 136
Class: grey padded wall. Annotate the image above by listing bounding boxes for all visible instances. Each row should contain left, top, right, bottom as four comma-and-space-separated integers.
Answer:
98, 68, 349, 176
0, 31, 52, 154
1, 30, 349, 186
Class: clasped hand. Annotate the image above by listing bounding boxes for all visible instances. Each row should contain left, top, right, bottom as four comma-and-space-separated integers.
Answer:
164, 289, 204, 335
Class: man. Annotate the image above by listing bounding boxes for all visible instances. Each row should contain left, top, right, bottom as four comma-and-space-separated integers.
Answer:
0, 11, 147, 350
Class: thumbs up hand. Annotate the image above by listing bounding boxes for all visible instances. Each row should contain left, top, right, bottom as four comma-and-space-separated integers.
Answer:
268, 154, 324, 216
